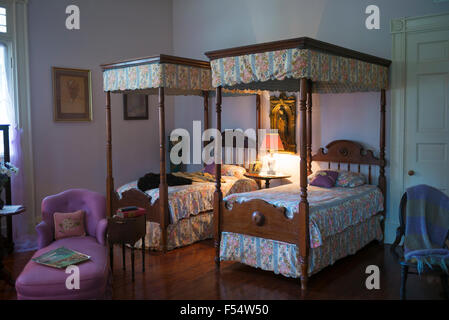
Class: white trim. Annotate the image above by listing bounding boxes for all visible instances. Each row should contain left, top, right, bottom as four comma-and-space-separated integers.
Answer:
387, 11, 449, 243
13, 0, 35, 227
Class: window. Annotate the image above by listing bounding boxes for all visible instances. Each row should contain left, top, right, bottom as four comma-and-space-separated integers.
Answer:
0, 42, 12, 158
0, 7, 6, 33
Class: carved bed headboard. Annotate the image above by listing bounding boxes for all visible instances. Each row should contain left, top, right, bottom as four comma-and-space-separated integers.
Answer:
311, 140, 383, 184
220, 130, 256, 169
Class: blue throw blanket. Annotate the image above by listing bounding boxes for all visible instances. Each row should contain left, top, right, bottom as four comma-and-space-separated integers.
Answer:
404, 185, 449, 273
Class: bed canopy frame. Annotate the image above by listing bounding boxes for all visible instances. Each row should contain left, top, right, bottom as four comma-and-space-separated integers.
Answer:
205, 37, 391, 290
101, 54, 260, 253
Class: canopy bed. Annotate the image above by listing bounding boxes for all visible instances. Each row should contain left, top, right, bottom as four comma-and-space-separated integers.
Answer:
101, 54, 260, 252
205, 37, 391, 290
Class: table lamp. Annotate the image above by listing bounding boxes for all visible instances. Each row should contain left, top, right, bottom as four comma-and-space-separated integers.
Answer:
263, 132, 284, 175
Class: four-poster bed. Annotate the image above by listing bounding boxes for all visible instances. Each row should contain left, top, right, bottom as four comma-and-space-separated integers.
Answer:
101, 54, 260, 252
205, 37, 391, 290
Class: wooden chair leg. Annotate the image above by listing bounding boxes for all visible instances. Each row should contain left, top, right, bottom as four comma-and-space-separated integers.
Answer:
440, 274, 449, 300
142, 237, 145, 272
300, 265, 308, 292
122, 243, 126, 271
109, 245, 113, 273
131, 246, 135, 282
400, 265, 409, 300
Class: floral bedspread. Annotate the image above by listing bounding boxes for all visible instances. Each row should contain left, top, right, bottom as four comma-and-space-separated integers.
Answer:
117, 176, 258, 224
220, 215, 383, 278
223, 184, 383, 248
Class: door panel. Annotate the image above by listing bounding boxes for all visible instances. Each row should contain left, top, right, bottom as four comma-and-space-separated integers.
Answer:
405, 30, 449, 194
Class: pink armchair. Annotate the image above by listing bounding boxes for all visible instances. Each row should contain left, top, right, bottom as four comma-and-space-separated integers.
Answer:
16, 189, 111, 299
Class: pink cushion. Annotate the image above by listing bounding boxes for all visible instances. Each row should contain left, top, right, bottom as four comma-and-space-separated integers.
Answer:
309, 170, 339, 188
203, 163, 215, 175
16, 236, 109, 300
54, 210, 86, 240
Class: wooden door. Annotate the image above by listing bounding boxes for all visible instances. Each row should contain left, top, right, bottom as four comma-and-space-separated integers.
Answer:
405, 29, 449, 194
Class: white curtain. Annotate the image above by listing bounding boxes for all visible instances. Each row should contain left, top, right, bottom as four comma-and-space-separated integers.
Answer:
0, 42, 36, 251
0, 43, 14, 128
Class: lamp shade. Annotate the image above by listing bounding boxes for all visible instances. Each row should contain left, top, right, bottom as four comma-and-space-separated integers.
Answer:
263, 132, 284, 152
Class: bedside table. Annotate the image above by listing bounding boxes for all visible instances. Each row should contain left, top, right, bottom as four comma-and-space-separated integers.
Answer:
244, 173, 291, 188
107, 214, 146, 281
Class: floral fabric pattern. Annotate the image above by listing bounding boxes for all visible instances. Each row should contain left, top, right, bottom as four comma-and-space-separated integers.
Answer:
103, 63, 214, 94
133, 212, 214, 251
53, 210, 86, 240
335, 170, 366, 188
308, 170, 366, 188
221, 165, 247, 179
220, 215, 383, 278
117, 176, 258, 224
224, 184, 383, 248
210, 48, 388, 93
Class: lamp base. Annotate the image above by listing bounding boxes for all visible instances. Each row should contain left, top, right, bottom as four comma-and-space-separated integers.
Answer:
267, 157, 276, 176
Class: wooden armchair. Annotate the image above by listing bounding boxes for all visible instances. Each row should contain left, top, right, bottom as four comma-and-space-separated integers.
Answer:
391, 192, 449, 300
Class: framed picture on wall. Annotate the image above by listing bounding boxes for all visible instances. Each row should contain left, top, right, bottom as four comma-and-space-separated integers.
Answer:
52, 67, 92, 122
269, 93, 297, 153
123, 94, 149, 120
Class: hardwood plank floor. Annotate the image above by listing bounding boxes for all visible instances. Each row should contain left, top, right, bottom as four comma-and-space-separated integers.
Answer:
0, 240, 446, 300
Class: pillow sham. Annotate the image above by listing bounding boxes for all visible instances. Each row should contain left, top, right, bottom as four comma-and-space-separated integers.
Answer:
335, 170, 366, 187
309, 170, 339, 188
308, 170, 366, 188
221, 165, 247, 179
54, 210, 86, 240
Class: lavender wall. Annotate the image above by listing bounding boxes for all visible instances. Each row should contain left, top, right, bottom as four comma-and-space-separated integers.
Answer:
28, 0, 174, 214
26, 0, 449, 241
172, 0, 449, 242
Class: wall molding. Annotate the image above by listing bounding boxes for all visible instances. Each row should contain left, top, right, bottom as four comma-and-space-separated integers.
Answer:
386, 11, 449, 243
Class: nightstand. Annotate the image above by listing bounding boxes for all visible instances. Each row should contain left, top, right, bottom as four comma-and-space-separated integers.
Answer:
244, 173, 291, 188
107, 214, 146, 281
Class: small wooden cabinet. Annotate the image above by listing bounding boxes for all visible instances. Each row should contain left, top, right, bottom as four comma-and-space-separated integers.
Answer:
107, 214, 146, 281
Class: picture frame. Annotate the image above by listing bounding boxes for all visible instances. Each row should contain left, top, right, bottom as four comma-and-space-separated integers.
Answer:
123, 94, 149, 120
269, 93, 297, 153
248, 160, 262, 174
52, 67, 92, 122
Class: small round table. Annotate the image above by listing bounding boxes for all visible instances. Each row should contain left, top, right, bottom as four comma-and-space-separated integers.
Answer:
0, 205, 26, 285
244, 173, 291, 189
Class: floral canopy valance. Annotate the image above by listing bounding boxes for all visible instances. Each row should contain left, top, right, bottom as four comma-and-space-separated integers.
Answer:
102, 54, 214, 96
205, 37, 391, 94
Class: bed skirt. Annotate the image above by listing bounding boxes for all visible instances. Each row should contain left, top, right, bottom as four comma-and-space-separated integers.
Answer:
220, 215, 383, 278
134, 211, 214, 251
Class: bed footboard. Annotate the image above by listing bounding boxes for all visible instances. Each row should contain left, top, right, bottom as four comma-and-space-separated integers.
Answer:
221, 200, 299, 244
221, 199, 309, 287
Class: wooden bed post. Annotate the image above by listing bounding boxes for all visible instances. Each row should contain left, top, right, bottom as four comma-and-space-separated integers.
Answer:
214, 86, 223, 269
106, 91, 114, 217
306, 80, 313, 175
158, 87, 169, 253
203, 91, 209, 148
378, 89, 387, 228
256, 94, 261, 158
298, 78, 310, 291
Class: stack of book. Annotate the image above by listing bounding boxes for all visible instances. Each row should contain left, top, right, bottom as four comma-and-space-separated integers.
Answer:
115, 206, 146, 218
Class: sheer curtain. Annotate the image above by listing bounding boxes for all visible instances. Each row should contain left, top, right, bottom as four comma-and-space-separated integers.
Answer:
0, 43, 36, 251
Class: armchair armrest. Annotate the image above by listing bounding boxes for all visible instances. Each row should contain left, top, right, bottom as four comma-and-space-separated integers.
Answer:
96, 218, 108, 246
36, 221, 53, 249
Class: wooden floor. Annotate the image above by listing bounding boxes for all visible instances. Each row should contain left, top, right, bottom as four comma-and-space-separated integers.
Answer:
0, 240, 446, 300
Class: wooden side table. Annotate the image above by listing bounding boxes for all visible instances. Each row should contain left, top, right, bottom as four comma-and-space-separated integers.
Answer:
0, 205, 25, 285
107, 214, 146, 281
244, 173, 291, 189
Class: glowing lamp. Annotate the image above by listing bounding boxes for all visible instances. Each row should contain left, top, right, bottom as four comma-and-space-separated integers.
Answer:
263, 132, 284, 175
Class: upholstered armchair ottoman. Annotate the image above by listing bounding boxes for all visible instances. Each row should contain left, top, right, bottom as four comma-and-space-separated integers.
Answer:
15, 189, 111, 300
